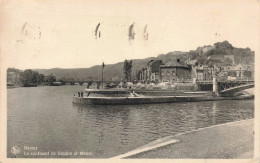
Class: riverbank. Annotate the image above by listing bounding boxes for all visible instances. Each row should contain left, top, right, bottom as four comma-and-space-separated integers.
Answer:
116, 119, 254, 158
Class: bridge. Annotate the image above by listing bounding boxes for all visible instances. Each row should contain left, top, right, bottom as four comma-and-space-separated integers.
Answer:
217, 80, 254, 90
194, 78, 254, 97
218, 83, 254, 97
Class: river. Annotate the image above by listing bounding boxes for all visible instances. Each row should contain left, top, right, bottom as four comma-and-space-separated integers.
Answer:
7, 85, 254, 158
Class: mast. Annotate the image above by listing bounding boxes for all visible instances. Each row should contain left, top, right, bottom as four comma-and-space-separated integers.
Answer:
102, 62, 105, 89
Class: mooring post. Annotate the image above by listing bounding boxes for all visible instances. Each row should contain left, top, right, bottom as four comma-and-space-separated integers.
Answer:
213, 77, 218, 96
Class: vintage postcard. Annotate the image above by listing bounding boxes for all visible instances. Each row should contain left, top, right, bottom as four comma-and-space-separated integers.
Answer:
0, 0, 259, 162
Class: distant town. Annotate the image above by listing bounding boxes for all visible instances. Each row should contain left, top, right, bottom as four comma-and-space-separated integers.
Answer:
7, 40, 254, 90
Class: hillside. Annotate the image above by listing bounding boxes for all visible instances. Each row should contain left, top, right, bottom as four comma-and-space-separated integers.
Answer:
34, 51, 186, 81
32, 41, 254, 81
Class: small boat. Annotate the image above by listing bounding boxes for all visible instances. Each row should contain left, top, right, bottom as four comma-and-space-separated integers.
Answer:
72, 89, 254, 105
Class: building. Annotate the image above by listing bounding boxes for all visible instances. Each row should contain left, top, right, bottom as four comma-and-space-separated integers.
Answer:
148, 60, 164, 83
190, 61, 226, 81
159, 59, 192, 83
138, 60, 164, 83
222, 64, 253, 80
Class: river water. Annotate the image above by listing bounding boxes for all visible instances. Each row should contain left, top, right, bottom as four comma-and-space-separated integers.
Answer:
7, 85, 254, 158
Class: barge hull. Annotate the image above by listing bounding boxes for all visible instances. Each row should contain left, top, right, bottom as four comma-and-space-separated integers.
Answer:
73, 95, 254, 105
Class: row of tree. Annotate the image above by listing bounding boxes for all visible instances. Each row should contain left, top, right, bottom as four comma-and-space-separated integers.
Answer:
8, 68, 91, 86
20, 69, 45, 86
7, 69, 57, 87
20, 69, 57, 86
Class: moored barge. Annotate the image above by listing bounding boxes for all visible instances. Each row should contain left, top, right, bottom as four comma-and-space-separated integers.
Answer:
72, 89, 253, 105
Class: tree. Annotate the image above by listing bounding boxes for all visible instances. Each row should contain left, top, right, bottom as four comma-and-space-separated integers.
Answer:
46, 74, 56, 86
223, 57, 233, 66
20, 69, 32, 86
123, 60, 132, 82
214, 40, 233, 50
18, 69, 45, 87
32, 71, 40, 84
58, 77, 67, 85
68, 77, 75, 85
39, 74, 45, 84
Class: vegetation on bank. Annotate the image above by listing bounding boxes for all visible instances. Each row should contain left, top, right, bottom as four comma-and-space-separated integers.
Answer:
7, 68, 93, 87
7, 69, 58, 87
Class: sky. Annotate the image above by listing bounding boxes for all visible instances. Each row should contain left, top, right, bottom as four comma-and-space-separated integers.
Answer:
1, 0, 260, 69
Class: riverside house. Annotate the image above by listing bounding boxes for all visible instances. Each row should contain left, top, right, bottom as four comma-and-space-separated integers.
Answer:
137, 60, 164, 83
159, 59, 192, 83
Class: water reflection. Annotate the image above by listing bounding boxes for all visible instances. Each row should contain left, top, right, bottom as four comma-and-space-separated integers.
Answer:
72, 100, 254, 157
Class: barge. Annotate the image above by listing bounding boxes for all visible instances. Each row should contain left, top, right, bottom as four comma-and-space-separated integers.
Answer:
72, 89, 254, 105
